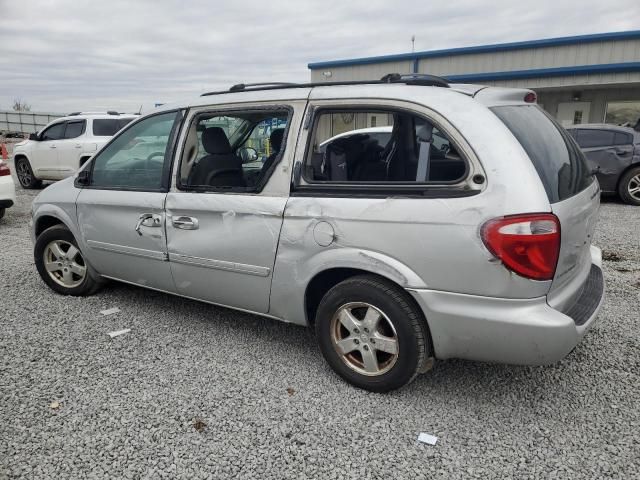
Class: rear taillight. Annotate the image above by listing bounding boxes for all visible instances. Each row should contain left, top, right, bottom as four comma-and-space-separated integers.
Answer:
481, 213, 560, 281
524, 92, 537, 103
0, 161, 10, 177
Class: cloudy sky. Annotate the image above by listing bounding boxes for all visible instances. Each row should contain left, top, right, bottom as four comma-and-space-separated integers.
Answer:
1, 0, 638, 113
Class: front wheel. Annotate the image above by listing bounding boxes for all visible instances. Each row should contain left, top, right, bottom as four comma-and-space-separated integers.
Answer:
315, 275, 432, 392
34, 225, 102, 296
15, 157, 42, 189
618, 166, 640, 206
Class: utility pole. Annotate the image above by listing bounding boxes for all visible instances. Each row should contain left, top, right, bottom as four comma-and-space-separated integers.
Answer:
411, 35, 416, 53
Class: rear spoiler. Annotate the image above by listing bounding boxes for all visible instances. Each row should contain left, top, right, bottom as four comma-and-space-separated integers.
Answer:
463, 85, 538, 107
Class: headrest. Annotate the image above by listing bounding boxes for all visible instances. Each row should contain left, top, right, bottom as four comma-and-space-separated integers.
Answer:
202, 127, 231, 154
269, 128, 285, 153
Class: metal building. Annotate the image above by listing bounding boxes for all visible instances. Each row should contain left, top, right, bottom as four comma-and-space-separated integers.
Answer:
308, 30, 640, 127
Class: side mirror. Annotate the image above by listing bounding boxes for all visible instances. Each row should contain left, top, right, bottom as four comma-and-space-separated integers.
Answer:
238, 146, 258, 164
75, 169, 90, 187
29, 133, 39, 141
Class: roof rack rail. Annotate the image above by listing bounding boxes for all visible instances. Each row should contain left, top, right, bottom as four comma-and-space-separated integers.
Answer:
229, 82, 298, 92
201, 73, 450, 97
67, 111, 124, 116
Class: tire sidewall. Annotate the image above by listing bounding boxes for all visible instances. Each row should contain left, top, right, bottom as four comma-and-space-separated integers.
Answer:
315, 277, 426, 392
34, 225, 99, 295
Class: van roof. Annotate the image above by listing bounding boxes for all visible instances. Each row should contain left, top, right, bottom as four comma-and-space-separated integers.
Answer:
178, 83, 535, 110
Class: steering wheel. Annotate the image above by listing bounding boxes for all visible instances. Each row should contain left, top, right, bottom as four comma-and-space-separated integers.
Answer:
145, 152, 165, 169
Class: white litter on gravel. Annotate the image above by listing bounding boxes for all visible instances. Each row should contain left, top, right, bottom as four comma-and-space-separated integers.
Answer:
417, 432, 438, 445
100, 307, 121, 316
107, 329, 131, 338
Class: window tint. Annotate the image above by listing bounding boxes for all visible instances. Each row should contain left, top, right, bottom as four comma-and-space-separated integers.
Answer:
577, 129, 616, 148
614, 132, 633, 145
41, 122, 66, 141
64, 120, 85, 139
492, 105, 592, 203
90, 112, 179, 190
179, 109, 290, 191
305, 110, 467, 183
93, 118, 135, 136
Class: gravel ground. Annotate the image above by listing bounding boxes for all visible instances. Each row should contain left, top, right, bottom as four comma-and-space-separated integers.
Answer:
1, 164, 639, 479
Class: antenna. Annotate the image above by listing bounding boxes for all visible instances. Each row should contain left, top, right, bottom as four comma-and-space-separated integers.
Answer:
138, 105, 142, 115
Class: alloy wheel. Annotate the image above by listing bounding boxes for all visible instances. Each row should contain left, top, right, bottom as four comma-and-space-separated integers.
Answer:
43, 240, 87, 288
16, 161, 32, 187
628, 174, 640, 202
330, 302, 399, 376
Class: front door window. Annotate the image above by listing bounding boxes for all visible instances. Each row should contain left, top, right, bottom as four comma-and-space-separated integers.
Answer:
90, 111, 181, 190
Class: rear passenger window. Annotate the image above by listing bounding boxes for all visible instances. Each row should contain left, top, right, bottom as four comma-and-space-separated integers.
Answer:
577, 129, 616, 148
93, 118, 134, 136
304, 110, 467, 184
178, 108, 291, 191
614, 132, 632, 145
64, 120, 85, 139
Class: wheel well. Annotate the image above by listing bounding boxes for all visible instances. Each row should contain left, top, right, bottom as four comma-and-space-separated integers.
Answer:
79, 156, 91, 167
305, 268, 409, 326
14, 154, 28, 162
35, 216, 64, 237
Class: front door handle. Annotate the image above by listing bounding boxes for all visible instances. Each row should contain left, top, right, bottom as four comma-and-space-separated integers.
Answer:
135, 213, 162, 235
49, 145, 57, 149
172, 216, 199, 230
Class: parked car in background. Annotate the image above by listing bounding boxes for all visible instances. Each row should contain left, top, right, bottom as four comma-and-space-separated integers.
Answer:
566, 124, 640, 205
30, 75, 604, 392
0, 160, 16, 220
12, 112, 137, 189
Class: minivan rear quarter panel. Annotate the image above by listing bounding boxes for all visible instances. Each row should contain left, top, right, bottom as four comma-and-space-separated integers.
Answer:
270, 90, 555, 325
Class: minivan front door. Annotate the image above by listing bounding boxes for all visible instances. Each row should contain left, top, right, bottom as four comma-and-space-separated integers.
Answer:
76, 111, 183, 292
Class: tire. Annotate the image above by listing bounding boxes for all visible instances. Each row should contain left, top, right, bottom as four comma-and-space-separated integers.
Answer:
34, 225, 102, 296
315, 274, 432, 392
15, 157, 42, 189
618, 166, 640, 206
0, 208, 5, 220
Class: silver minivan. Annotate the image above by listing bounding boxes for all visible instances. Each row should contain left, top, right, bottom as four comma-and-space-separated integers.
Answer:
30, 75, 604, 392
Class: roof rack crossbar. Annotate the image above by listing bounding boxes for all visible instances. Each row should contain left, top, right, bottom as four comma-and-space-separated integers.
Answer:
201, 73, 449, 97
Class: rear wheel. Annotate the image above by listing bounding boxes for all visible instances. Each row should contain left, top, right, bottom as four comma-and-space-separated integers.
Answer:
15, 157, 42, 189
34, 225, 102, 296
315, 275, 432, 392
0, 208, 5, 220
618, 166, 640, 206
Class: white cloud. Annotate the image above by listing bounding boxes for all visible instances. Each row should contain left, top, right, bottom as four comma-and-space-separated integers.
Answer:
0, 0, 638, 112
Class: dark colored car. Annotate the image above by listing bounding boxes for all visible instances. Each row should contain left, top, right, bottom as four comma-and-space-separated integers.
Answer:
566, 124, 640, 205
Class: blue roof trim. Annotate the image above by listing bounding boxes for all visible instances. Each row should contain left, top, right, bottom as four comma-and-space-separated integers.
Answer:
308, 30, 640, 69
444, 62, 640, 82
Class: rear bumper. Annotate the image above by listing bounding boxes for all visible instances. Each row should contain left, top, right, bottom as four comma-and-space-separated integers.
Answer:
409, 247, 604, 365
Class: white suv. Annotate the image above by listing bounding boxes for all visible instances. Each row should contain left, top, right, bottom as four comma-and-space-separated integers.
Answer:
13, 112, 137, 188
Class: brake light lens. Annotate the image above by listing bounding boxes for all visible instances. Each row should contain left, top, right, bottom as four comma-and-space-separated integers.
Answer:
524, 92, 537, 103
481, 213, 560, 281
0, 161, 10, 177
